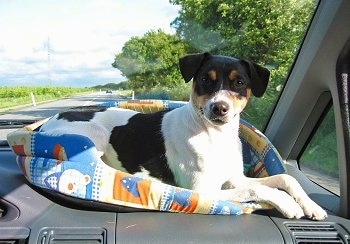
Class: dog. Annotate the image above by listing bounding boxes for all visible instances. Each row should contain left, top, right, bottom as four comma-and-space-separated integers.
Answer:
40, 52, 327, 220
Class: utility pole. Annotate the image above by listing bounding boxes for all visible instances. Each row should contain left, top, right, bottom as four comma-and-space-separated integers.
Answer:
47, 37, 51, 86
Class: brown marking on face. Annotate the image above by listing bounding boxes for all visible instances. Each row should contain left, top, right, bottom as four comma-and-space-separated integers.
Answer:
245, 88, 251, 102
191, 80, 251, 123
191, 83, 210, 110
228, 70, 238, 81
208, 70, 217, 81
227, 89, 250, 113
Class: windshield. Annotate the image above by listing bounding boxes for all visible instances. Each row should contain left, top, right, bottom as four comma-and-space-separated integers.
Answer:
0, 0, 318, 142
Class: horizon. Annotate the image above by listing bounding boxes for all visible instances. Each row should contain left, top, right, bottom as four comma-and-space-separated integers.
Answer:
0, 0, 180, 87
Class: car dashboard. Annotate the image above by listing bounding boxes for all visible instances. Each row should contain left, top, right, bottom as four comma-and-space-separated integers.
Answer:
1, 147, 350, 244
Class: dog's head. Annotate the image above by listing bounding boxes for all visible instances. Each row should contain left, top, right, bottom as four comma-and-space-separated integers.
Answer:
179, 52, 270, 126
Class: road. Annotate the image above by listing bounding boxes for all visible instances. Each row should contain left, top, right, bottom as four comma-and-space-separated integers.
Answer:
302, 167, 340, 195
0, 92, 117, 120
0, 92, 117, 140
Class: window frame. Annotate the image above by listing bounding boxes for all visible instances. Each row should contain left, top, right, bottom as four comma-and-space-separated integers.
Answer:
264, 0, 349, 218
297, 98, 339, 195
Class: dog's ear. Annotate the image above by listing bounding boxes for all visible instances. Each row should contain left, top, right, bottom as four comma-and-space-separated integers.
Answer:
240, 60, 270, 97
179, 52, 210, 82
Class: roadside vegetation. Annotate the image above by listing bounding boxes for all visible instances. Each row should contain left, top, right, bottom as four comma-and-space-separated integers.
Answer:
111, 0, 337, 179
112, 0, 316, 130
300, 107, 339, 178
0, 86, 89, 110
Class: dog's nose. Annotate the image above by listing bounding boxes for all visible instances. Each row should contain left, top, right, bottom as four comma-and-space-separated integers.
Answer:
211, 101, 229, 117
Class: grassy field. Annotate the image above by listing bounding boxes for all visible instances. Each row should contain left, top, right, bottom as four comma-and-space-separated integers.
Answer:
0, 86, 90, 110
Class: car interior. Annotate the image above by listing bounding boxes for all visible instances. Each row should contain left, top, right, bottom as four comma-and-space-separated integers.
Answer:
1, 0, 350, 243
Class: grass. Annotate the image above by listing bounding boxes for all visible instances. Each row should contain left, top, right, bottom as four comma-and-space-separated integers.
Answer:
0, 86, 90, 110
134, 83, 191, 101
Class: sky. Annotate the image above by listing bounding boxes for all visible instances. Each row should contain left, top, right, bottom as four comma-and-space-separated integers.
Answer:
0, 0, 180, 87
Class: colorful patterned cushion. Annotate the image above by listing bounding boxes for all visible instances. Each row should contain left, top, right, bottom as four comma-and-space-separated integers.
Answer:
7, 99, 285, 215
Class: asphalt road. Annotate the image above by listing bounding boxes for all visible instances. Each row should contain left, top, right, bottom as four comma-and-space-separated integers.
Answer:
0, 91, 118, 140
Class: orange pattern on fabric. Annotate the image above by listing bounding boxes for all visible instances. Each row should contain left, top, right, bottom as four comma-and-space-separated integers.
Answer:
113, 171, 151, 206
169, 189, 199, 213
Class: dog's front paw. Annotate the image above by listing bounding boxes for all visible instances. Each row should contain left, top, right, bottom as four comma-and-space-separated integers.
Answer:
273, 190, 305, 219
298, 198, 327, 220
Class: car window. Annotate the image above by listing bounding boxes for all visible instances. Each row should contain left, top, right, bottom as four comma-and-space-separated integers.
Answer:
299, 106, 340, 195
0, 1, 319, 140
0, 0, 325, 195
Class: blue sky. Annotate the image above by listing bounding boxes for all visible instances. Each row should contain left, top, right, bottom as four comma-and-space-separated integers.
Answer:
0, 0, 180, 87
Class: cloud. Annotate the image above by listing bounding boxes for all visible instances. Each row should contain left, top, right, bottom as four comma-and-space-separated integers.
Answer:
0, 0, 180, 87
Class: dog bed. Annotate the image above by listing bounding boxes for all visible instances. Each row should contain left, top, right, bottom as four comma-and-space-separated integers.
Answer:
7, 99, 285, 215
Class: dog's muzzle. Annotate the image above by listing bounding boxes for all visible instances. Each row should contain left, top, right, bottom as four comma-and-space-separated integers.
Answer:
211, 101, 229, 116
208, 101, 231, 124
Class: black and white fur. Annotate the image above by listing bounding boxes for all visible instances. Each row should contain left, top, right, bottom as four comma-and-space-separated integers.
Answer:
40, 53, 327, 220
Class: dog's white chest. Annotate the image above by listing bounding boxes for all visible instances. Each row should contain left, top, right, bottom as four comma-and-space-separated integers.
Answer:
188, 130, 243, 191
162, 105, 243, 193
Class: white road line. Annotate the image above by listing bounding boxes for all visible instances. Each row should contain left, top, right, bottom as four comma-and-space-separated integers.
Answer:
82, 97, 97, 106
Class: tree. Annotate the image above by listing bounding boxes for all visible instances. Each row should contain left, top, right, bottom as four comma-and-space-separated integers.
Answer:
170, 0, 315, 128
170, 0, 314, 63
112, 30, 190, 90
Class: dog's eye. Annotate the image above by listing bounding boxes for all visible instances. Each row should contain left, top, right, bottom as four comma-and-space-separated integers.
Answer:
233, 79, 245, 88
201, 76, 209, 83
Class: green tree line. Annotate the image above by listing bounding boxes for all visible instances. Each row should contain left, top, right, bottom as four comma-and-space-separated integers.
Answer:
112, 0, 316, 129
111, 0, 339, 189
